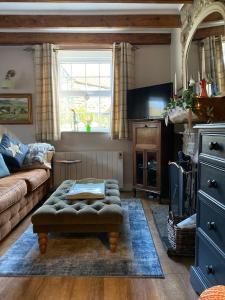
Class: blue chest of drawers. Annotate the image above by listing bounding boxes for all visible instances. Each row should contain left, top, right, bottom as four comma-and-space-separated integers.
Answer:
190, 124, 225, 294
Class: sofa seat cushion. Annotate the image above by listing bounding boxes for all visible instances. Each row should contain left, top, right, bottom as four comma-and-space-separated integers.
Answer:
11, 169, 50, 192
0, 178, 27, 214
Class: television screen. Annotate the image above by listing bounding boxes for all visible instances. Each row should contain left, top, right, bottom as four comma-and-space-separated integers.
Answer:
127, 82, 173, 120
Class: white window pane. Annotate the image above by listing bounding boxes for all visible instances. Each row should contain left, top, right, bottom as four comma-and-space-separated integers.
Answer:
100, 77, 111, 90
58, 50, 112, 132
98, 114, 111, 129
100, 64, 111, 76
61, 64, 71, 77
100, 97, 111, 113
86, 77, 100, 91
72, 64, 85, 77
60, 79, 72, 91
87, 96, 99, 113
72, 77, 86, 91
86, 64, 99, 77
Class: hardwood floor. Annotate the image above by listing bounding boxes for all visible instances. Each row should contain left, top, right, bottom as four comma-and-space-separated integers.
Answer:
0, 195, 198, 300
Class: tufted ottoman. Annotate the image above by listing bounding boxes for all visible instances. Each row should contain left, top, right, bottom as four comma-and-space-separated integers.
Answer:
31, 180, 123, 254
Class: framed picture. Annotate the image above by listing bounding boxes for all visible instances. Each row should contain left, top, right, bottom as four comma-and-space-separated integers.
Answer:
0, 94, 32, 124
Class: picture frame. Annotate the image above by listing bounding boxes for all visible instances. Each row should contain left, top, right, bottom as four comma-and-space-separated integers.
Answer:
0, 94, 32, 124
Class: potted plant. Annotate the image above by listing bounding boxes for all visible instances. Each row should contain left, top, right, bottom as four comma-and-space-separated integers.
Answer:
163, 86, 199, 126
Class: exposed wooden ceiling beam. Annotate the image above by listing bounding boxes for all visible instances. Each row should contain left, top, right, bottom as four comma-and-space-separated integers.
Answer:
0, 0, 192, 3
0, 15, 181, 28
194, 25, 224, 40
0, 32, 171, 45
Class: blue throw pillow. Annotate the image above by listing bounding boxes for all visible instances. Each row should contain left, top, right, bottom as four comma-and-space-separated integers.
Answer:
0, 134, 29, 170
0, 153, 10, 178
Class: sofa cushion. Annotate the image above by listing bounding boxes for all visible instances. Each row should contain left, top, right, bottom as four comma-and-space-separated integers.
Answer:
0, 134, 28, 170
11, 169, 50, 192
0, 177, 27, 214
0, 154, 10, 178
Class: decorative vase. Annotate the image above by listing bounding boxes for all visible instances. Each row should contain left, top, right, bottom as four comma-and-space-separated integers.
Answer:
85, 124, 91, 132
200, 79, 208, 97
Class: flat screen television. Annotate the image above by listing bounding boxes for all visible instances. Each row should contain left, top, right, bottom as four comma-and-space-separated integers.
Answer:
127, 82, 173, 120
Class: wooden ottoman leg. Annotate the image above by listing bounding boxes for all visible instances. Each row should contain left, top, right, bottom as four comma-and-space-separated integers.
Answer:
108, 232, 119, 252
38, 233, 48, 254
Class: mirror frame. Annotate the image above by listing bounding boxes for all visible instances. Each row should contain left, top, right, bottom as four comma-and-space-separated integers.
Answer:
182, 2, 225, 89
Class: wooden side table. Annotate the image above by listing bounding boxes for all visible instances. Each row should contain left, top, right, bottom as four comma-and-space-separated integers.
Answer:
55, 159, 82, 180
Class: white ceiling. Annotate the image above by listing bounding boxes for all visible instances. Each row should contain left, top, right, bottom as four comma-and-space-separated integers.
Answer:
0, 2, 183, 15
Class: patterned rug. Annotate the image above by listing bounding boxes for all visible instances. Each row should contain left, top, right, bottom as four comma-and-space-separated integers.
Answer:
0, 199, 164, 277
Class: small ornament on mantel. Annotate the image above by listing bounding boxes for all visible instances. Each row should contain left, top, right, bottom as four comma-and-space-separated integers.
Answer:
200, 78, 208, 97
173, 72, 177, 98
189, 76, 195, 88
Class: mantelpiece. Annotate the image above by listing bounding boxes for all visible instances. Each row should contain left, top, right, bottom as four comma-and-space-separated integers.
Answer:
194, 97, 225, 123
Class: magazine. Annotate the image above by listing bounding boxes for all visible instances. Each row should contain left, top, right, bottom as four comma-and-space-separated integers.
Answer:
66, 178, 105, 200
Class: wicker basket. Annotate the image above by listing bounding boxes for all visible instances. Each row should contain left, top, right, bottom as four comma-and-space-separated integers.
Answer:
167, 213, 196, 256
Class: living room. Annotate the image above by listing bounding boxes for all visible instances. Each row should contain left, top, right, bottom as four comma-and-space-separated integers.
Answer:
0, 1, 225, 299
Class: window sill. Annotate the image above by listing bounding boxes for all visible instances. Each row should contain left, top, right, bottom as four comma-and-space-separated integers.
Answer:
61, 131, 110, 134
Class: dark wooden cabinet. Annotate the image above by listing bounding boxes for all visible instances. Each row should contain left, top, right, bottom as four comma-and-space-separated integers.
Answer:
190, 123, 225, 294
132, 120, 173, 197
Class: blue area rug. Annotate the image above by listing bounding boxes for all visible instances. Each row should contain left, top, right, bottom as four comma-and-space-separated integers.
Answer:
0, 199, 164, 277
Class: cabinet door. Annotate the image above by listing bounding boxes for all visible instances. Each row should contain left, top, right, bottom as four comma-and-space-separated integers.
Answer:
133, 122, 160, 150
135, 151, 145, 186
145, 151, 160, 189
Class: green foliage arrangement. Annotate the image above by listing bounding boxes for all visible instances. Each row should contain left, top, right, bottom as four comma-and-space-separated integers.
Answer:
162, 86, 195, 119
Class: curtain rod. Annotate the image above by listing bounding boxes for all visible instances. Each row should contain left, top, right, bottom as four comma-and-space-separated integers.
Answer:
23, 43, 139, 52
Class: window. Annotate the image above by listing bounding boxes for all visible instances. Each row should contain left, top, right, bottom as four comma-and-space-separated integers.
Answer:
58, 50, 112, 132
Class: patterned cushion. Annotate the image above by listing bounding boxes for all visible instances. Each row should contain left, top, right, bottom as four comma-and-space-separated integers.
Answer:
0, 134, 28, 171
0, 177, 27, 214
11, 169, 50, 192
22, 143, 55, 170
0, 154, 10, 178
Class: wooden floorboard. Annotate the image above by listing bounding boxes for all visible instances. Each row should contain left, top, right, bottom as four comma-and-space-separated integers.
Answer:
0, 195, 198, 300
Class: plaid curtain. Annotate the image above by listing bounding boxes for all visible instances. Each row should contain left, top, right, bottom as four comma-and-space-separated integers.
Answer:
34, 44, 61, 141
200, 36, 225, 94
111, 42, 134, 140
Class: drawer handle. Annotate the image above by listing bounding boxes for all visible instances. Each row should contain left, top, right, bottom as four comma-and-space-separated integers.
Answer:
207, 179, 217, 188
206, 265, 215, 275
208, 142, 220, 151
207, 221, 216, 230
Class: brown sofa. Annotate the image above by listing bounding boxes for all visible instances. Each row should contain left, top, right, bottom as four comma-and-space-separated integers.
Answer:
0, 168, 51, 241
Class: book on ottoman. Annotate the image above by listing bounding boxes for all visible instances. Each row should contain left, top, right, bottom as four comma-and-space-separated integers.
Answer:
66, 178, 105, 200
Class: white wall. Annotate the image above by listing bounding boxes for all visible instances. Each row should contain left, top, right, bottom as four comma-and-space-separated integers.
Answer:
0, 46, 36, 143
0, 44, 171, 189
134, 45, 171, 88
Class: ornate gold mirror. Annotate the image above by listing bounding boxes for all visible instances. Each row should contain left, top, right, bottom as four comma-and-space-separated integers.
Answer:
182, 1, 225, 90
187, 12, 225, 96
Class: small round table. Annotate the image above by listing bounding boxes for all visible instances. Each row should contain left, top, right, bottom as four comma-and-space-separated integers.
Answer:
55, 159, 82, 180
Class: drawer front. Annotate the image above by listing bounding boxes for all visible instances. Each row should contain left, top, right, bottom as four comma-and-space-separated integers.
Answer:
197, 234, 225, 286
198, 195, 225, 252
201, 133, 225, 160
199, 162, 225, 206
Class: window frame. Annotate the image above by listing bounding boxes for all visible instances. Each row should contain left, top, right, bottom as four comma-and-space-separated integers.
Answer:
58, 49, 113, 133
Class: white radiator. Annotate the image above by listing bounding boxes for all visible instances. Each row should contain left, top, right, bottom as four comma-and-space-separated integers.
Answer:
53, 151, 124, 188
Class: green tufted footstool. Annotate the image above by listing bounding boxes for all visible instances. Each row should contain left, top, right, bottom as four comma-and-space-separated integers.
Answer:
31, 180, 123, 254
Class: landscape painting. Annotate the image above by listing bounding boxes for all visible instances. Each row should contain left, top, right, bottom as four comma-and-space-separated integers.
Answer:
0, 94, 32, 124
